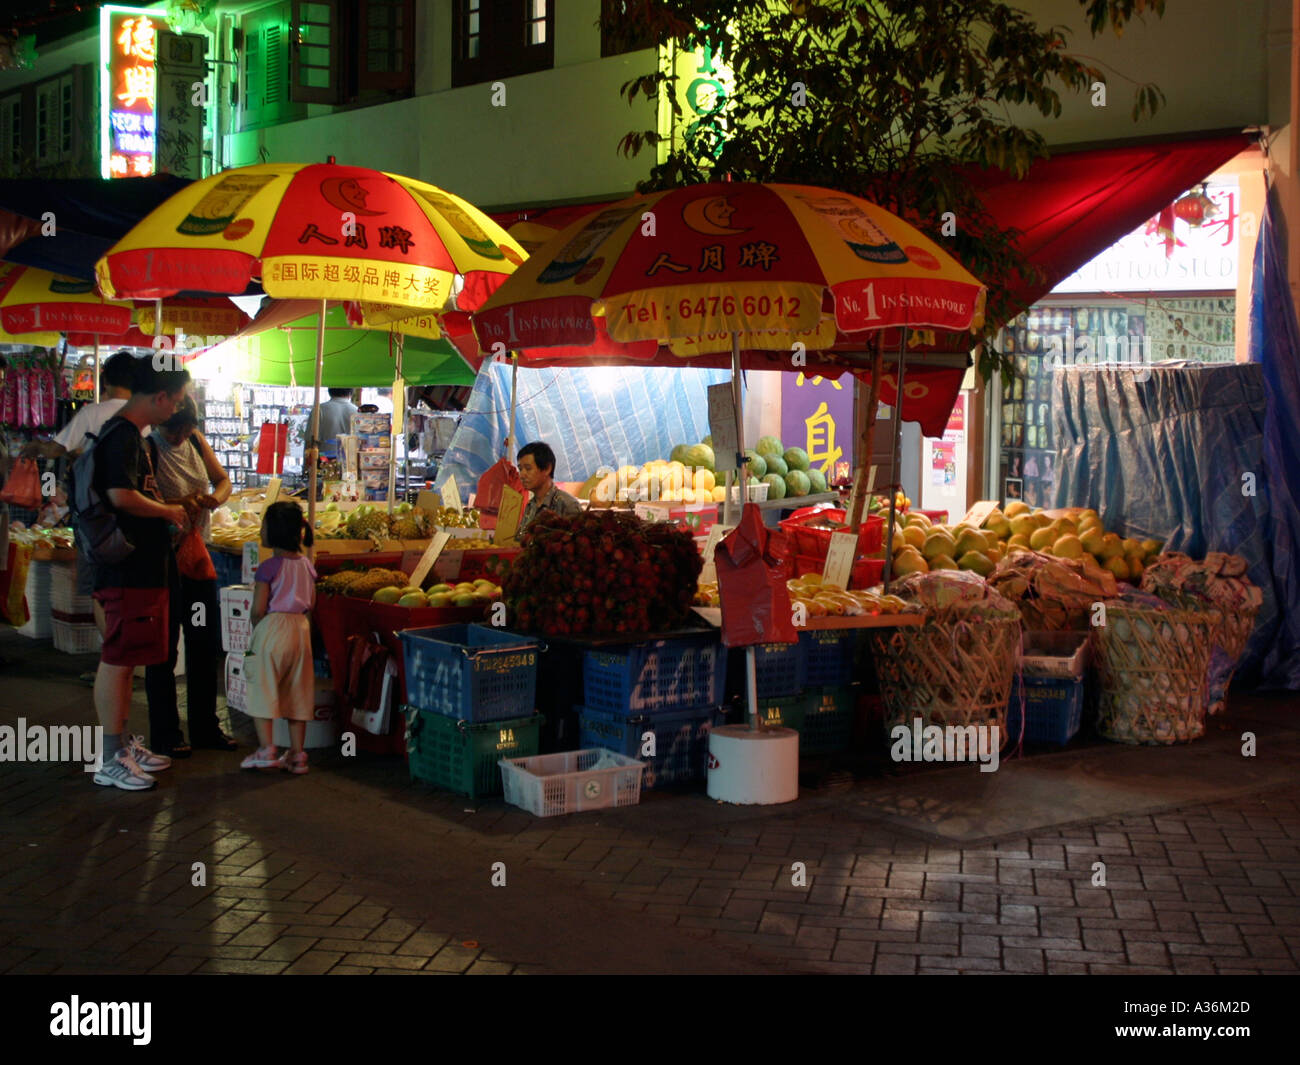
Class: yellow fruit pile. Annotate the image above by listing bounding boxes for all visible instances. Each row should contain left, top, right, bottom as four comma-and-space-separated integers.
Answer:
786, 572, 909, 617
586, 460, 724, 507
886, 502, 1162, 583
449, 537, 493, 549
371, 577, 502, 609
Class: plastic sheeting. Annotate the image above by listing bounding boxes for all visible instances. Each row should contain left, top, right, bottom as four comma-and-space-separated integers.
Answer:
436, 362, 732, 492
1052, 363, 1295, 688
1247, 189, 1300, 689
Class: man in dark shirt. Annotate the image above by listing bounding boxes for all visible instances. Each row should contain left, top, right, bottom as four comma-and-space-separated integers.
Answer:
91, 361, 192, 792
518, 441, 581, 532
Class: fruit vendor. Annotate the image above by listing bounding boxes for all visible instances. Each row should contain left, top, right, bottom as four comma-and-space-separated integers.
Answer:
517, 441, 581, 531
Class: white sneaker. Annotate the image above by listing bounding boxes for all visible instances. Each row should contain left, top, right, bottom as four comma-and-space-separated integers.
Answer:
240, 746, 281, 770
126, 735, 172, 772
93, 750, 157, 791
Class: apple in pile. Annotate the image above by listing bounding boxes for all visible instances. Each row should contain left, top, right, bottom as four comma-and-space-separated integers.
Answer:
501, 509, 702, 636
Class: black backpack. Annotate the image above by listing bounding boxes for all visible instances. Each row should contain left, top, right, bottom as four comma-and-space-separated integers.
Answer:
68, 419, 137, 565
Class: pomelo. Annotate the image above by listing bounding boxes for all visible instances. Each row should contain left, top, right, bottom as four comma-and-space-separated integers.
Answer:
1004, 500, 1030, 518
783, 447, 811, 472
784, 470, 811, 497
761, 473, 787, 500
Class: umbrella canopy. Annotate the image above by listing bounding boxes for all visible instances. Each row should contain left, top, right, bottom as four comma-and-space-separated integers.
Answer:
96, 161, 524, 313
186, 301, 475, 387
475, 182, 985, 350
0, 262, 133, 336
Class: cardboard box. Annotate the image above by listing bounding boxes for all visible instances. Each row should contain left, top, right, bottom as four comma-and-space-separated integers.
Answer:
359, 450, 392, 470
361, 469, 388, 489
633, 501, 719, 534
220, 584, 255, 654
225, 652, 248, 712
357, 432, 391, 450
272, 679, 337, 748
353, 413, 391, 435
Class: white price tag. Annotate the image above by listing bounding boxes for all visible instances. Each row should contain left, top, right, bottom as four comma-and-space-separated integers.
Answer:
443, 474, 464, 512
240, 541, 259, 584
698, 523, 733, 585
409, 531, 452, 590
822, 530, 857, 589
962, 499, 1000, 528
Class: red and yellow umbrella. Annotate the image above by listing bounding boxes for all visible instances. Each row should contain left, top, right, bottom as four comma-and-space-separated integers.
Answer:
0, 262, 133, 337
96, 161, 524, 314
475, 182, 985, 350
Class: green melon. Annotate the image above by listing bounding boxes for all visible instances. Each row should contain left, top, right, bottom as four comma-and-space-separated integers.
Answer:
669, 443, 691, 465
765, 453, 789, 478
682, 443, 715, 472
783, 447, 811, 472
784, 470, 811, 497
807, 468, 827, 494
701, 434, 712, 447
761, 473, 787, 500
744, 449, 767, 478
756, 436, 785, 461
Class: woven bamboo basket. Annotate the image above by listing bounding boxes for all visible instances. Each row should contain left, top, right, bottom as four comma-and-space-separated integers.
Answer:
1153, 590, 1256, 716
869, 607, 1022, 736
1091, 605, 1217, 744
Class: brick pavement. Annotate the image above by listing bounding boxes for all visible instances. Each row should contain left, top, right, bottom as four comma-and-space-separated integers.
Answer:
1, 635, 1298, 975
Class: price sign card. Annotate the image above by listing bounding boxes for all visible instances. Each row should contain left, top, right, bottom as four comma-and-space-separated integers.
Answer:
962, 499, 1000, 528
241, 541, 259, 584
698, 523, 733, 585
417, 489, 442, 513
823, 531, 858, 589
443, 474, 464, 512
409, 531, 452, 590
495, 485, 524, 546
707, 382, 740, 467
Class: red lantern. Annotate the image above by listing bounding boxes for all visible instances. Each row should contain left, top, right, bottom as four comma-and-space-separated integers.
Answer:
1172, 184, 1218, 228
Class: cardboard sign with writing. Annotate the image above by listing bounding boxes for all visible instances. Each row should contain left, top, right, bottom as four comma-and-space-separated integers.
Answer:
962, 499, 1000, 528
707, 382, 740, 468
417, 489, 442, 513
698, 523, 733, 585
494, 485, 524, 546
823, 531, 857, 589
443, 474, 464, 512
241, 541, 259, 584
263, 477, 282, 506
408, 531, 452, 590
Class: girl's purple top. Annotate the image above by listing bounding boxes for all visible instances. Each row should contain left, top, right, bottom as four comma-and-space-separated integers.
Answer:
255, 554, 317, 614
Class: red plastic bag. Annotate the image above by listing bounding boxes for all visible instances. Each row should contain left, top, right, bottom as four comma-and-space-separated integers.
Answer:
176, 525, 217, 581
256, 422, 289, 475
0, 458, 42, 509
716, 503, 798, 647
475, 457, 528, 515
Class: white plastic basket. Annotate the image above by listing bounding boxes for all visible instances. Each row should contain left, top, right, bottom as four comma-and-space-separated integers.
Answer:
499, 748, 644, 817
729, 482, 771, 503
50, 562, 93, 615
52, 618, 101, 654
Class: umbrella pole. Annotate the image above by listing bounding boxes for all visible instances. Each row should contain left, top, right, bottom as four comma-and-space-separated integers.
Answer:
506, 351, 518, 457
728, 331, 760, 733
882, 328, 909, 591
388, 331, 404, 517
93, 336, 100, 398
307, 298, 325, 535
848, 333, 885, 530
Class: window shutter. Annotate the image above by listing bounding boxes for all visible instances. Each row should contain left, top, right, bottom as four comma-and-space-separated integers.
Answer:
357, 0, 414, 93
290, 0, 343, 104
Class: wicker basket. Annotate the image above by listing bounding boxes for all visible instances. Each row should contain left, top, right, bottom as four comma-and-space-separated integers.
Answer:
869, 608, 1022, 736
1090, 605, 1217, 745
1147, 588, 1257, 717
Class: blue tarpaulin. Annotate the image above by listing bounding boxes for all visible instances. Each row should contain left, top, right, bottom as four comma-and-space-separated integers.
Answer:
1246, 188, 1300, 689
1053, 358, 1298, 689
436, 361, 732, 493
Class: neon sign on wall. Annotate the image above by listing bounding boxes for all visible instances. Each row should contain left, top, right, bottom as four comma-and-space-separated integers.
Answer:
101, 5, 166, 179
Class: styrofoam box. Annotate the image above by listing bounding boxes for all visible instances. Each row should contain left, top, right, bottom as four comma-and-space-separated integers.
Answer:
1019, 630, 1090, 679
272, 681, 337, 749
225, 652, 248, 712
357, 433, 391, 450
361, 469, 387, 488
220, 585, 254, 653
353, 413, 391, 435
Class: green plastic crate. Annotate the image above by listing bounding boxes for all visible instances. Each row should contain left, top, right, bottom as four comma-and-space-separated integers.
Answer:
751, 693, 807, 731
800, 685, 856, 755
404, 705, 541, 800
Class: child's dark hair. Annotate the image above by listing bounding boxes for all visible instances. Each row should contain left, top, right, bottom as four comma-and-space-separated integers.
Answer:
262, 500, 314, 551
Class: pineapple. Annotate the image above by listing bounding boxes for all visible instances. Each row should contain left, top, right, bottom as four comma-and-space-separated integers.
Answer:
345, 508, 393, 541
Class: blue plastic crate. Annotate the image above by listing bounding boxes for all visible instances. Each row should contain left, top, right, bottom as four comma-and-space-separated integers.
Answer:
578, 704, 716, 788
583, 634, 726, 714
800, 685, 856, 755
800, 629, 858, 686
752, 640, 804, 696
1005, 674, 1085, 746
399, 624, 540, 723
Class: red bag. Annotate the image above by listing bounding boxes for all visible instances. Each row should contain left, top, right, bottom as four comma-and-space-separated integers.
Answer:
176, 525, 217, 581
256, 422, 289, 475
475, 457, 528, 515
0, 458, 43, 509
715, 503, 798, 647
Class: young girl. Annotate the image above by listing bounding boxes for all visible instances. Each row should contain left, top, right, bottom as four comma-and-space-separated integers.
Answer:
241, 501, 317, 774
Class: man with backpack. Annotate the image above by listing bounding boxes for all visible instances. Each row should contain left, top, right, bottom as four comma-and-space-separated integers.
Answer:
79, 361, 193, 791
